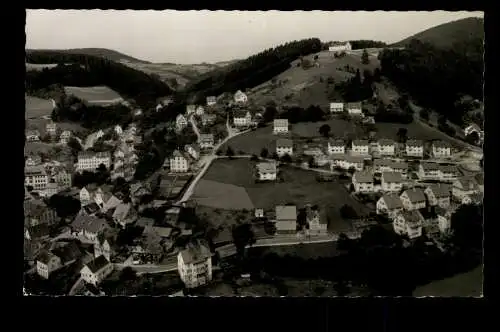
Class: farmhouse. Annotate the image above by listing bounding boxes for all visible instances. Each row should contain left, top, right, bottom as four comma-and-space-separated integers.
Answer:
80, 255, 114, 286
439, 165, 459, 182
452, 176, 480, 202
352, 171, 374, 193
206, 96, 217, 106
329, 102, 344, 113
186, 105, 196, 116
199, 133, 215, 149
378, 139, 396, 156
432, 141, 451, 158
45, 121, 57, 136
275, 205, 297, 234
178, 241, 213, 289
327, 139, 345, 155
400, 188, 426, 211
328, 41, 352, 52
351, 140, 369, 155
273, 119, 289, 134
276, 138, 294, 157
346, 102, 363, 115
36, 251, 62, 279
418, 162, 441, 181
424, 184, 451, 209
405, 140, 424, 158
256, 161, 277, 181
234, 90, 248, 104
76, 151, 112, 172
329, 154, 364, 171
185, 144, 200, 160
170, 150, 190, 173
176, 114, 188, 131
381, 172, 403, 193
25, 165, 49, 191
59, 130, 72, 144
26, 130, 41, 142
201, 113, 217, 126
393, 210, 424, 239
233, 110, 252, 127
376, 194, 403, 217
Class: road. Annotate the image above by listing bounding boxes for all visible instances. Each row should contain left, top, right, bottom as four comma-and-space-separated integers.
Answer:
249, 234, 339, 248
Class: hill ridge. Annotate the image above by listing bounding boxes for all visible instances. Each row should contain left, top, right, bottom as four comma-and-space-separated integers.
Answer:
26, 47, 151, 64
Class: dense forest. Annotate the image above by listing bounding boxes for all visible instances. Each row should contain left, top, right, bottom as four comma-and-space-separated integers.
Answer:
26, 51, 172, 108
379, 39, 483, 125
349, 40, 388, 49
182, 38, 322, 103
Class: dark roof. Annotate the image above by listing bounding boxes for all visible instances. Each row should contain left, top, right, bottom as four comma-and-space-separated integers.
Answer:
426, 184, 451, 198
474, 173, 484, 185
403, 188, 426, 203
276, 138, 293, 148
346, 102, 362, 109
234, 109, 250, 118
353, 171, 373, 183
378, 138, 395, 146
406, 139, 424, 147
399, 210, 424, 225
72, 215, 109, 234
78, 151, 111, 159
136, 217, 155, 228
85, 255, 110, 273
179, 243, 212, 264
432, 141, 451, 148
382, 172, 402, 183
421, 162, 440, 171
28, 224, 50, 239
439, 165, 459, 174
328, 139, 345, 147
456, 176, 478, 190
83, 202, 101, 215
37, 250, 56, 265
380, 194, 403, 210
352, 139, 369, 146
52, 242, 81, 264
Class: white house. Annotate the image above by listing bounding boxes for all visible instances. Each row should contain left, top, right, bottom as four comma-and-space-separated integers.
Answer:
393, 210, 424, 239
186, 105, 196, 116
405, 140, 424, 158
114, 125, 123, 135
400, 188, 427, 211
418, 162, 441, 181
351, 140, 369, 155
233, 110, 252, 127
329, 154, 364, 171
256, 161, 277, 181
328, 42, 352, 52
199, 133, 215, 150
206, 96, 217, 106
439, 165, 459, 182
376, 194, 404, 217
432, 141, 451, 158
273, 119, 289, 134
195, 105, 205, 116
329, 102, 344, 113
36, 251, 62, 279
378, 139, 396, 156
185, 144, 200, 160
276, 138, 293, 157
26, 130, 41, 142
234, 90, 248, 104
76, 151, 112, 172
275, 205, 298, 234
381, 172, 403, 193
59, 130, 72, 144
327, 139, 345, 155
435, 207, 452, 234
80, 255, 114, 286
25, 165, 49, 191
346, 102, 363, 115
176, 114, 188, 131
424, 184, 451, 209
352, 171, 374, 193
306, 206, 328, 235
177, 242, 213, 289
46, 121, 57, 136
170, 150, 190, 173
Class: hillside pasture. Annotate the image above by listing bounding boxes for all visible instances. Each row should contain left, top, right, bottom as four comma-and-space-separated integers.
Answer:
191, 179, 254, 211
26, 63, 59, 71
412, 266, 482, 297
220, 126, 277, 156
25, 96, 55, 119
64, 86, 124, 106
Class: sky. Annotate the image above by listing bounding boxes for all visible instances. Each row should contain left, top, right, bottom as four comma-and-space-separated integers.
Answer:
26, 10, 484, 64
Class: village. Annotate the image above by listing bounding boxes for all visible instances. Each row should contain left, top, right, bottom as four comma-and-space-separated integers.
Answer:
24, 41, 484, 296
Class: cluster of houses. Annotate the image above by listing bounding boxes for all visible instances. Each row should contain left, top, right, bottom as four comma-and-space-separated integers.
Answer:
328, 41, 352, 52
329, 101, 363, 116
24, 163, 73, 197
25, 121, 72, 144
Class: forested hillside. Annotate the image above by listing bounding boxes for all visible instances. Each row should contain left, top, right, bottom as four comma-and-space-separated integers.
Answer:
182, 38, 322, 103
26, 51, 172, 108
26, 48, 151, 64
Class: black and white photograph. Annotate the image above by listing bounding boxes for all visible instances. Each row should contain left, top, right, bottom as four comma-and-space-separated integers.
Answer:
24, 10, 484, 297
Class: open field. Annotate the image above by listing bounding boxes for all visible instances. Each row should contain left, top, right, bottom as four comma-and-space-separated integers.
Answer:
25, 95, 55, 119
412, 266, 483, 297
251, 241, 341, 260
26, 63, 59, 71
194, 158, 370, 232
64, 86, 124, 106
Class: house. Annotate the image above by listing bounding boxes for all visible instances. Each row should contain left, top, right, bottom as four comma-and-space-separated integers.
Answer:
113, 125, 123, 136
273, 119, 289, 134
329, 102, 344, 113
36, 251, 62, 279
144, 226, 173, 239
432, 141, 451, 158
170, 150, 190, 173
393, 210, 424, 239
306, 206, 327, 235
346, 102, 362, 115
424, 184, 451, 208
418, 162, 441, 181
378, 139, 396, 156
328, 41, 352, 52
233, 110, 252, 127
276, 138, 293, 157
351, 140, 369, 155
313, 153, 330, 167
43, 182, 59, 197
80, 202, 101, 216
76, 151, 111, 172
177, 241, 213, 289
24, 200, 58, 226
352, 171, 374, 193
199, 133, 215, 149
94, 234, 115, 261
390, 161, 409, 179
275, 205, 297, 234
201, 113, 217, 126
195, 105, 205, 116
329, 154, 364, 171
206, 96, 217, 106
435, 207, 452, 234
185, 144, 200, 160
46, 121, 57, 136
112, 202, 136, 228
59, 130, 72, 144
400, 188, 427, 211
71, 215, 110, 242
79, 187, 93, 205
26, 130, 41, 142
176, 114, 188, 131
102, 194, 122, 213
255, 208, 265, 219
54, 168, 72, 188
381, 172, 403, 192
327, 139, 345, 155
25, 165, 49, 191
464, 123, 481, 137
256, 161, 277, 181
186, 105, 196, 116
405, 139, 424, 158
452, 176, 480, 202
376, 194, 404, 217
25, 154, 42, 167
52, 241, 81, 266
25, 223, 50, 241
80, 255, 114, 286
439, 165, 459, 182
234, 90, 248, 104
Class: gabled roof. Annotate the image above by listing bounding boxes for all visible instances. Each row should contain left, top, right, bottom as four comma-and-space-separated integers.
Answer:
276, 138, 293, 148
382, 172, 402, 183
144, 226, 173, 238
420, 162, 440, 171
275, 205, 297, 221
257, 162, 277, 173
72, 215, 109, 234
52, 242, 81, 264
432, 140, 451, 148
199, 133, 214, 141
234, 109, 250, 118
352, 139, 369, 146
399, 210, 424, 226
37, 250, 57, 265
136, 217, 155, 228
380, 194, 403, 210
112, 203, 132, 221
402, 188, 426, 203
474, 173, 484, 186
439, 165, 459, 175
85, 255, 110, 273
25, 165, 47, 176
406, 139, 424, 147
180, 243, 212, 264
378, 138, 395, 146
346, 102, 362, 109
426, 184, 451, 198
455, 176, 478, 190
374, 159, 393, 167
328, 139, 345, 147
28, 224, 50, 239
171, 150, 186, 159
83, 202, 101, 215
274, 118, 289, 126
353, 171, 373, 183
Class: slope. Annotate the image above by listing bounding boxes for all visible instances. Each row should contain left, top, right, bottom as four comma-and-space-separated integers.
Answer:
392, 17, 484, 49
26, 48, 152, 64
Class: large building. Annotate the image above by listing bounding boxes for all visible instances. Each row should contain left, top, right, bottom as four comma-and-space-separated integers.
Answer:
328, 41, 352, 52
405, 140, 424, 158
177, 242, 213, 289
276, 138, 294, 157
169, 150, 190, 173
76, 151, 112, 172
352, 171, 374, 193
432, 141, 452, 158
273, 119, 289, 134
377, 139, 396, 156
329, 102, 344, 113
25, 165, 49, 191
